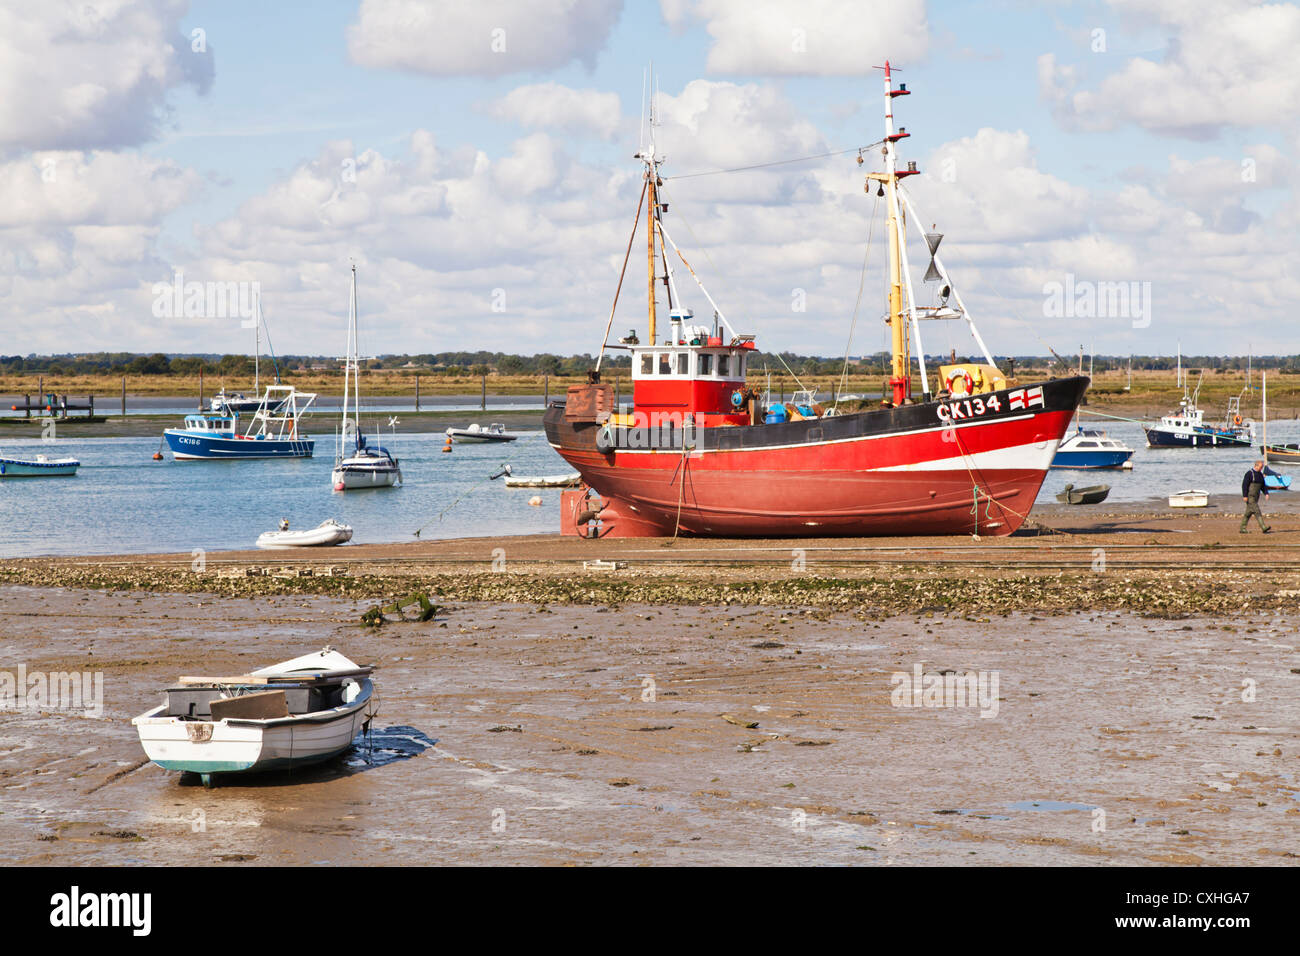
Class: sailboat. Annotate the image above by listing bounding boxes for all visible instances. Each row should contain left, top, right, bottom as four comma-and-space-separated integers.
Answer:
331, 265, 401, 491
1260, 371, 1300, 465
543, 64, 1089, 538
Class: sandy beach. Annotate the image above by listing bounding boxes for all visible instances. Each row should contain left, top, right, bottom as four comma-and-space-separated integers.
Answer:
1, 501, 1298, 866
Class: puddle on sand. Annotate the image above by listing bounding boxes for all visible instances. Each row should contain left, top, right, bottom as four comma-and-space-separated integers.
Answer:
932, 808, 1011, 820
342, 726, 438, 771
1007, 800, 1097, 812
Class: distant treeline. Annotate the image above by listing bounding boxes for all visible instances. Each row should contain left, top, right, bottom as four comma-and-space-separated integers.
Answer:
3, 351, 1299, 377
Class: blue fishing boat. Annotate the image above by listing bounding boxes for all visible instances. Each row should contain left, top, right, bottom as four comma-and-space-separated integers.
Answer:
164, 386, 316, 460
1050, 425, 1135, 469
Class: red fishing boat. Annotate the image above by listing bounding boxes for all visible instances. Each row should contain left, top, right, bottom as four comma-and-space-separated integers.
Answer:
545, 64, 1089, 538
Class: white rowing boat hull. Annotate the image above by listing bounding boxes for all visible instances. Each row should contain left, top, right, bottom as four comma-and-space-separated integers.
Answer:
1168, 489, 1209, 508
132, 681, 373, 775
505, 472, 582, 488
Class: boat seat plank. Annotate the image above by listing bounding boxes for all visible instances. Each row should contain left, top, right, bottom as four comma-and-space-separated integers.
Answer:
177, 675, 268, 686
209, 689, 289, 720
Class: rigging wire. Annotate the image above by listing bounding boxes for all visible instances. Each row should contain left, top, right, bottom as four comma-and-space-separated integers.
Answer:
663, 143, 883, 181
833, 193, 879, 411
656, 179, 810, 395
596, 177, 648, 372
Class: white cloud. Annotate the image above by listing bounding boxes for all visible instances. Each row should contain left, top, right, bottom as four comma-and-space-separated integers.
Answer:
0, 1, 213, 152
486, 83, 624, 140
347, 0, 623, 76
1040, 0, 1300, 138
662, 0, 929, 75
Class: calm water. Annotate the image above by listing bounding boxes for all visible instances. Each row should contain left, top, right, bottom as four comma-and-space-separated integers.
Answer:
0, 429, 572, 558
1038, 419, 1299, 503
1, 418, 1295, 558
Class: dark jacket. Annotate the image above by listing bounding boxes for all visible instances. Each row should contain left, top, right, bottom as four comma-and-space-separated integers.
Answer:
1243, 468, 1272, 497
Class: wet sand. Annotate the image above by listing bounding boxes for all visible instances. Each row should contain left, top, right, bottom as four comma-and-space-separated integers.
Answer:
2, 585, 1296, 865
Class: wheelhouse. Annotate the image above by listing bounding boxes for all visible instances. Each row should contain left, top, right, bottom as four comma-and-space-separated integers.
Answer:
630, 308, 757, 427
183, 414, 238, 434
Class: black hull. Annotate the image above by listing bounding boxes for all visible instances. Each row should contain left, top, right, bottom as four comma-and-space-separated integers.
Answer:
1144, 428, 1251, 448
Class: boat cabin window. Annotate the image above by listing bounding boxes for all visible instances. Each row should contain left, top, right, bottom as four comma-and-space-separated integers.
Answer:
658, 353, 671, 375
718, 355, 730, 377
640, 354, 653, 375
1076, 441, 1097, 447
676, 353, 688, 375
698, 354, 712, 376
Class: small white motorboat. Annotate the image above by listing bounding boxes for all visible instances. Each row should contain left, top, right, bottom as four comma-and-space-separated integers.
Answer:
256, 519, 352, 549
504, 471, 582, 488
445, 422, 517, 443
1168, 489, 1209, 508
0, 453, 80, 477
132, 647, 376, 787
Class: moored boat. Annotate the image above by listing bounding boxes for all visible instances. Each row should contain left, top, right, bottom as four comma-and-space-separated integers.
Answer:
1050, 425, 1135, 469
446, 422, 516, 443
256, 519, 352, 549
1259, 372, 1300, 464
131, 647, 375, 787
1143, 376, 1255, 448
1262, 443, 1300, 464
1056, 483, 1111, 505
1168, 489, 1209, 508
164, 385, 316, 460
545, 63, 1088, 538
331, 265, 401, 491
505, 471, 582, 488
0, 453, 79, 477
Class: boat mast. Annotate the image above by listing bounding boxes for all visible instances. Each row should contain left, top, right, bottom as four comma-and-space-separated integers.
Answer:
1263, 370, 1268, 451
350, 265, 360, 439
880, 62, 910, 405
254, 293, 260, 395
641, 76, 661, 347
340, 264, 358, 456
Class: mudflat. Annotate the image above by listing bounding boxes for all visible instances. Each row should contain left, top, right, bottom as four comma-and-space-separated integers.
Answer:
1, 585, 1296, 865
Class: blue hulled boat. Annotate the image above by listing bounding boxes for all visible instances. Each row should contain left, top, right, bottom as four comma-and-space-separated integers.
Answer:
1051, 425, 1135, 469
164, 386, 316, 460
1142, 378, 1256, 449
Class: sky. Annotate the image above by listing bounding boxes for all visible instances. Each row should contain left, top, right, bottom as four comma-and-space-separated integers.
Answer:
1, 0, 1297, 360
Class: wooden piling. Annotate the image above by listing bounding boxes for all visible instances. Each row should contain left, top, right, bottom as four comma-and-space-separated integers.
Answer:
544, 373, 549, 407
198, 368, 204, 411
415, 373, 420, 412
121, 376, 126, 417
481, 374, 486, 411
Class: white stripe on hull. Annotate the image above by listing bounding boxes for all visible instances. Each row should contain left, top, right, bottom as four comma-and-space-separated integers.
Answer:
872, 437, 1062, 472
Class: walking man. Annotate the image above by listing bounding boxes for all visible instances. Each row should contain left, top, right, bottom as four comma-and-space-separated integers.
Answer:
1241, 460, 1272, 534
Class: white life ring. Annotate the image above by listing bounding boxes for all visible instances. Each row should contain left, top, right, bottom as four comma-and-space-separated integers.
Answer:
946, 369, 975, 396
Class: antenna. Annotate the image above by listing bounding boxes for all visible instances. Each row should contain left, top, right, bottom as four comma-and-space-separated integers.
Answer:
639, 67, 647, 154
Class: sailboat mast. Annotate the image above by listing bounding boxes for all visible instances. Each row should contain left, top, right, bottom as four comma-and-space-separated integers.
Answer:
351, 265, 360, 436
254, 294, 260, 394
1263, 370, 1268, 452
340, 265, 355, 456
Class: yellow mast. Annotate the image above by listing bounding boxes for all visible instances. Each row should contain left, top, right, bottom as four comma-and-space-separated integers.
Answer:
870, 60, 913, 406
886, 174, 907, 402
